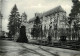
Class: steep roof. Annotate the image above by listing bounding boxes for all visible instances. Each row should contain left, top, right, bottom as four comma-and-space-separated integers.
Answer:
29, 17, 36, 23
43, 6, 66, 16
29, 6, 66, 23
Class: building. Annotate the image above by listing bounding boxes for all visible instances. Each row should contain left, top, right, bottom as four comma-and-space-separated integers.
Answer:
28, 6, 68, 40
42, 6, 68, 40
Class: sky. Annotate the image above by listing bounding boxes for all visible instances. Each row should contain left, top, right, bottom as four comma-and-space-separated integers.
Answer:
1, 0, 73, 32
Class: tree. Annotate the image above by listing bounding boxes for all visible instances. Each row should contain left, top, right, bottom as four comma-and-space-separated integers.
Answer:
31, 16, 42, 39
69, 0, 80, 25
8, 4, 21, 38
17, 26, 28, 43
68, 0, 80, 40
69, 0, 80, 18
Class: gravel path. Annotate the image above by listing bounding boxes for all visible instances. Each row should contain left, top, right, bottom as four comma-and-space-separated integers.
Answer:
0, 40, 80, 56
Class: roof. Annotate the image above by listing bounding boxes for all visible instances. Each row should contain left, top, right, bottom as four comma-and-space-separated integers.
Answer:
43, 6, 66, 16
29, 17, 36, 23
29, 6, 66, 23
29, 13, 43, 23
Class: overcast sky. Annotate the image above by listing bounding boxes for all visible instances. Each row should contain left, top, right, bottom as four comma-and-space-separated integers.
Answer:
2, 0, 73, 32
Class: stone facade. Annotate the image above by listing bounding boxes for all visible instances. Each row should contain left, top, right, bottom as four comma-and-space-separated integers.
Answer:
28, 6, 68, 40
41, 6, 68, 40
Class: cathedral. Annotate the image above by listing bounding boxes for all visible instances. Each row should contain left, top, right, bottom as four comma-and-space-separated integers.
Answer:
28, 6, 68, 40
